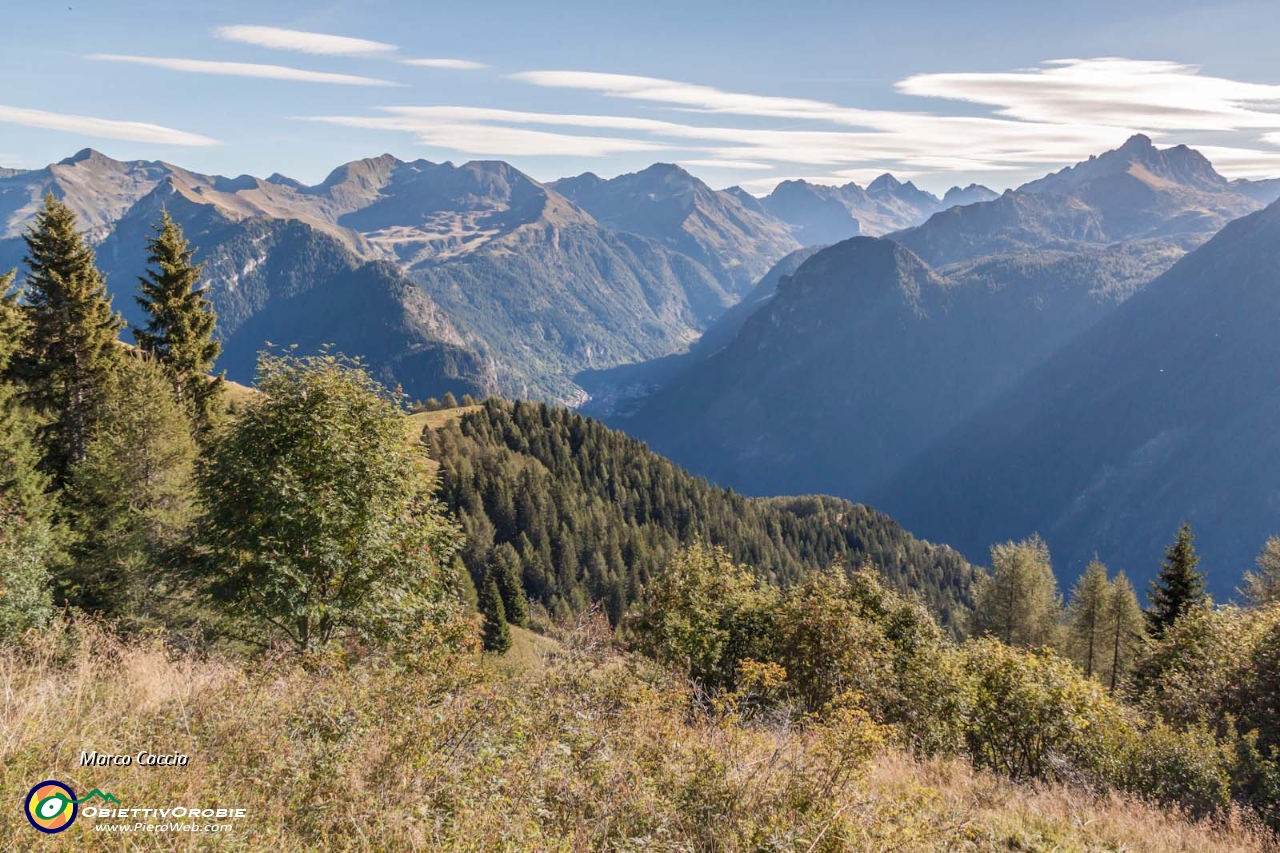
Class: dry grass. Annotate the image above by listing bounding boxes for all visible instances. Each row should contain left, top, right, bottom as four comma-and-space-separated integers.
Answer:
0, 619, 1271, 852
405, 406, 482, 444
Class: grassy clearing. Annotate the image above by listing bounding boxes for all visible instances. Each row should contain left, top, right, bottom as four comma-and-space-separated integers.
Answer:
1, 619, 1269, 852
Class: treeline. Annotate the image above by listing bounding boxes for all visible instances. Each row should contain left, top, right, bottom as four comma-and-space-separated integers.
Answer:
427, 398, 977, 630
626, 542, 1280, 829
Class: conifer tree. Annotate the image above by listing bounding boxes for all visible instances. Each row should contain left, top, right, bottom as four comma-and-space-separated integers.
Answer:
479, 574, 512, 653
0, 272, 55, 637
11, 195, 123, 483
1147, 522, 1206, 638
1243, 537, 1280, 607
441, 391, 459, 409
1102, 571, 1144, 693
0, 274, 51, 520
66, 356, 197, 618
1067, 558, 1110, 678
970, 535, 1061, 648
490, 542, 529, 627
134, 211, 223, 433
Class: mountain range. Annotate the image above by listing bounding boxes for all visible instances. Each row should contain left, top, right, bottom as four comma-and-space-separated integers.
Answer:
6, 134, 1280, 595
874, 195, 1280, 598
615, 136, 1280, 593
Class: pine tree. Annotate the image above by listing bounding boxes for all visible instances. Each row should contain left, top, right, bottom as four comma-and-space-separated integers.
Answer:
134, 211, 223, 433
970, 535, 1061, 648
10, 195, 123, 483
1147, 522, 1206, 638
1243, 537, 1280, 607
441, 391, 459, 409
1067, 558, 1110, 678
479, 574, 512, 653
1102, 572, 1145, 693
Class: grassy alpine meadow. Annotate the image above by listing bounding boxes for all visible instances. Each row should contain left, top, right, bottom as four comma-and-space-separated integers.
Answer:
1, 616, 1271, 852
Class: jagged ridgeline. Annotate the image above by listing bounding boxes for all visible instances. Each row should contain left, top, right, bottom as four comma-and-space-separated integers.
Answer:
425, 399, 975, 630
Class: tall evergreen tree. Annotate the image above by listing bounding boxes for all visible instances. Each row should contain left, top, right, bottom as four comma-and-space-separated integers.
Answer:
479, 574, 512, 653
0, 273, 51, 520
10, 195, 123, 483
970, 535, 1061, 648
66, 356, 197, 619
1067, 558, 1110, 678
0, 272, 56, 637
490, 542, 529, 627
1102, 571, 1145, 694
134, 211, 223, 433
1147, 522, 1206, 638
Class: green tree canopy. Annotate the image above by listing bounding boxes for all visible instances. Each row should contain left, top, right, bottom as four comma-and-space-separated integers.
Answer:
970, 535, 1061, 648
1242, 537, 1280, 607
10, 195, 123, 483
197, 351, 466, 653
133, 210, 223, 433
1147, 522, 1206, 638
66, 355, 197, 620
478, 573, 512, 654
1067, 558, 1111, 678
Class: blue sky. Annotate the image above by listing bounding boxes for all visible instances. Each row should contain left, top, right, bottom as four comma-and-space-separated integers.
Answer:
4, 0, 1280, 193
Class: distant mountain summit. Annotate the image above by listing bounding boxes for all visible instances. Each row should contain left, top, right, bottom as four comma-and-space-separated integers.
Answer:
551, 163, 798, 293
757, 175, 996, 245
893, 135, 1265, 266
3, 149, 803, 402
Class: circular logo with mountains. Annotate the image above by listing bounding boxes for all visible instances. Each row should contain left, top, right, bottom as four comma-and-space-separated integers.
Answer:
25, 781, 78, 834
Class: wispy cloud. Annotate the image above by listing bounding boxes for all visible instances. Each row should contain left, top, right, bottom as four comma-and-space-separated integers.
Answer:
214, 25, 397, 57
0, 104, 218, 146
679, 159, 774, 170
402, 58, 487, 70
298, 113, 671, 157
898, 58, 1280, 133
87, 54, 399, 87
508, 62, 1280, 182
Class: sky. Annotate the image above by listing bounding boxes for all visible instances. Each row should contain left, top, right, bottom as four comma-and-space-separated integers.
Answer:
3, 0, 1280, 194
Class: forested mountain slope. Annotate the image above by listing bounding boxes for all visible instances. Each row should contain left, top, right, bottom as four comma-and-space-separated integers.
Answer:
425, 399, 976, 631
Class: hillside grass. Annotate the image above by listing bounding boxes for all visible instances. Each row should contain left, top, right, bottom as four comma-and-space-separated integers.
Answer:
0, 618, 1269, 852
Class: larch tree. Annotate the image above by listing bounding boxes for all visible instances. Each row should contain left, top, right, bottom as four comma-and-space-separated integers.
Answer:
1067, 558, 1110, 678
1101, 571, 1145, 693
970, 535, 1061, 649
134, 211, 223, 433
1147, 522, 1206, 639
1242, 537, 1280, 607
10, 195, 123, 483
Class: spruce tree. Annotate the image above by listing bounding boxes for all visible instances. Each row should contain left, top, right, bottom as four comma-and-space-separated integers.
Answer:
1147, 522, 1206, 638
11, 195, 123, 483
134, 211, 223, 433
491, 542, 529, 627
479, 574, 512, 653
66, 356, 197, 619
0, 274, 51, 519
1067, 558, 1110, 678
